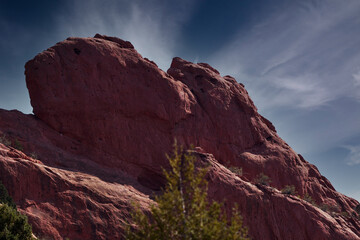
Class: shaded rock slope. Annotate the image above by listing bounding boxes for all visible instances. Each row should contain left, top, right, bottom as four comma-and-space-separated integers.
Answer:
0, 34, 359, 239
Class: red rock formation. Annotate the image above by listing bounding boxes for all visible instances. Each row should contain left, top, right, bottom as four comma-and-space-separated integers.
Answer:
0, 34, 358, 239
0, 141, 152, 240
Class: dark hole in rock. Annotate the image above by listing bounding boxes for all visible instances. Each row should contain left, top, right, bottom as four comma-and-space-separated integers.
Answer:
200, 88, 205, 93
73, 48, 81, 55
209, 77, 218, 84
195, 75, 203, 80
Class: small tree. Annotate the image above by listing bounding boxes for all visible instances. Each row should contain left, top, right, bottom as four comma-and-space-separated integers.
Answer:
125, 145, 249, 240
0, 134, 11, 147
0, 204, 34, 240
228, 167, 243, 176
12, 139, 24, 152
0, 182, 35, 240
254, 173, 271, 186
281, 185, 297, 195
0, 181, 16, 209
303, 194, 316, 205
355, 204, 360, 215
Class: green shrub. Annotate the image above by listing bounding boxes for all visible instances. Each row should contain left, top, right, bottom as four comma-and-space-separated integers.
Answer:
125, 145, 249, 240
302, 194, 345, 217
339, 211, 350, 218
355, 204, 360, 215
0, 135, 24, 152
12, 139, 24, 152
0, 182, 35, 240
0, 134, 11, 147
0, 181, 16, 209
281, 185, 297, 195
29, 152, 38, 160
319, 204, 330, 212
254, 173, 271, 186
319, 204, 340, 215
0, 204, 34, 240
228, 167, 243, 176
303, 194, 316, 205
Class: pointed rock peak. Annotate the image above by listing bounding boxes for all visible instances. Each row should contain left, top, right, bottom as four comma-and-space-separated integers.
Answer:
167, 57, 224, 89
169, 57, 192, 69
169, 57, 219, 75
94, 33, 134, 49
197, 63, 219, 75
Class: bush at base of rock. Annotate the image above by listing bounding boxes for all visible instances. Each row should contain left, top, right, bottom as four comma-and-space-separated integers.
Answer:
355, 204, 360, 215
0, 134, 11, 147
281, 185, 297, 195
0, 204, 34, 240
228, 166, 243, 176
254, 173, 271, 186
0, 181, 16, 209
125, 145, 249, 240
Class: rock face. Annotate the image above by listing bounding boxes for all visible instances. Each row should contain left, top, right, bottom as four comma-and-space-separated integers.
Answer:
0, 34, 359, 239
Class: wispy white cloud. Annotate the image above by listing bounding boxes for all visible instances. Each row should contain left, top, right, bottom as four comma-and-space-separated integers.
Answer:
204, 0, 360, 172
55, 0, 197, 70
343, 145, 360, 165
210, 0, 360, 111
1, 0, 198, 114
353, 70, 360, 86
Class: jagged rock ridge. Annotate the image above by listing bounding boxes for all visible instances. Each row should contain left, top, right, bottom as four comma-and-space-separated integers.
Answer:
0, 34, 358, 239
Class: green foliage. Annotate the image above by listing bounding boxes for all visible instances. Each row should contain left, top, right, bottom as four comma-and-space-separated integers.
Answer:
228, 167, 243, 176
302, 194, 345, 217
254, 173, 271, 186
0, 181, 16, 209
318, 203, 340, 216
0, 204, 34, 240
0, 183, 35, 240
29, 152, 38, 160
125, 145, 249, 240
0, 134, 24, 152
318, 204, 330, 212
0, 134, 11, 147
355, 204, 360, 220
302, 194, 316, 205
12, 139, 23, 152
339, 211, 350, 218
355, 204, 360, 215
281, 185, 297, 195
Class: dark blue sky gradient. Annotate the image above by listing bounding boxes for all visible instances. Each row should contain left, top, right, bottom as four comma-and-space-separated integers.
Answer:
178, 0, 289, 60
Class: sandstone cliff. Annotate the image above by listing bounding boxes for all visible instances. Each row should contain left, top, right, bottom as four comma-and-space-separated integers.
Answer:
0, 34, 359, 239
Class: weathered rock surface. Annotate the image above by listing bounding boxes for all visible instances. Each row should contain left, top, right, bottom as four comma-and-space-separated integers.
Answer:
0, 34, 359, 239
0, 141, 152, 240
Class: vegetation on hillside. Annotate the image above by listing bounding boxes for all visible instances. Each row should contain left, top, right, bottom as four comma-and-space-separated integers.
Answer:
125, 145, 249, 240
0, 181, 16, 209
0, 181, 35, 240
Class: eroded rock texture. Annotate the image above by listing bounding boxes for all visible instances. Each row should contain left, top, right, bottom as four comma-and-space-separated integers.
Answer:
0, 34, 358, 239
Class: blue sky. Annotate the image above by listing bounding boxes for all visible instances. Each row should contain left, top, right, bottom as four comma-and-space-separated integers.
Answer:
0, 0, 359, 201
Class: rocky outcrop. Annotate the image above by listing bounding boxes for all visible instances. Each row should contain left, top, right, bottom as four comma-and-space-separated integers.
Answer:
0, 34, 359, 239
0, 141, 152, 240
